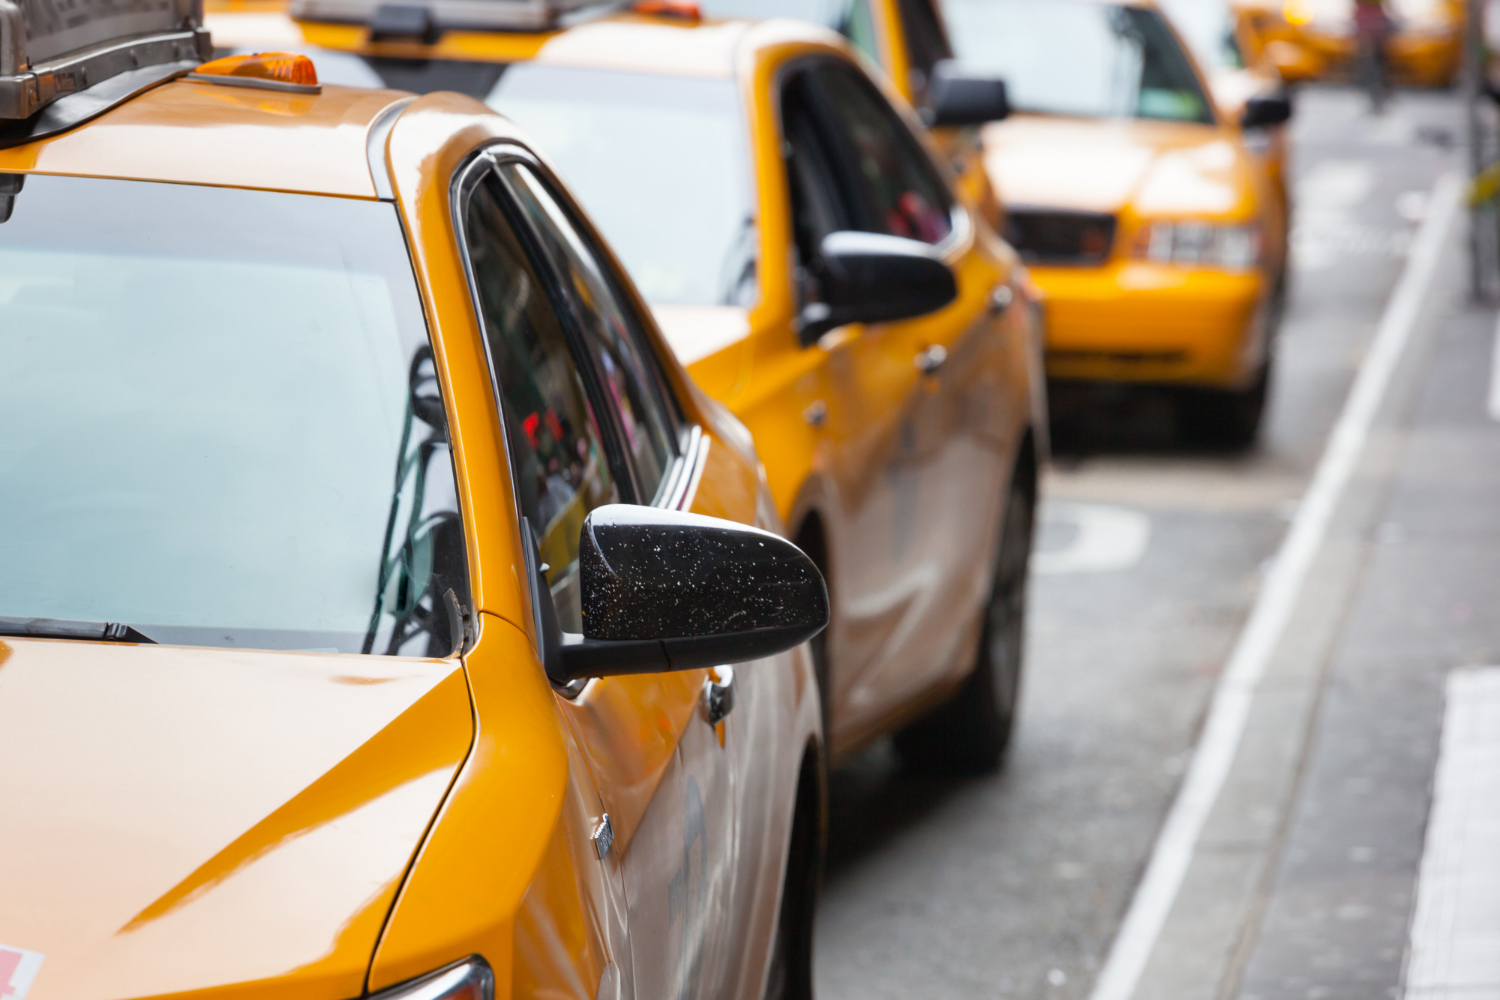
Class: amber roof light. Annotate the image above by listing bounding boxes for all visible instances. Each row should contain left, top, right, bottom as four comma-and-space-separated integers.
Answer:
188, 53, 322, 94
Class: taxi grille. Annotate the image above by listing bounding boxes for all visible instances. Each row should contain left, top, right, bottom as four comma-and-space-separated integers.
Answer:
1004, 209, 1118, 266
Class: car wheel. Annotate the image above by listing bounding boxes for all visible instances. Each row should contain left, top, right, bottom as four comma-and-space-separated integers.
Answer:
1176, 359, 1270, 451
893, 460, 1035, 775
763, 748, 824, 1000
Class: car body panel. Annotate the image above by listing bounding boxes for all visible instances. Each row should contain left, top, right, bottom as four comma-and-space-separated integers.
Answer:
0, 637, 471, 1000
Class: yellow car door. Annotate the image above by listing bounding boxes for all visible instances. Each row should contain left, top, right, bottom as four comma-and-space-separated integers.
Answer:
776, 61, 930, 741
798, 57, 1014, 717
455, 149, 742, 1000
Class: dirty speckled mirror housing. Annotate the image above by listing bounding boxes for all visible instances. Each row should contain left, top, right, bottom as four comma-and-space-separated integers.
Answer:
545, 505, 829, 684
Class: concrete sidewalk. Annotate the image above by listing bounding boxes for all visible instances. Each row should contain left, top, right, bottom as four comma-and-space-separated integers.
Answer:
1124, 181, 1500, 998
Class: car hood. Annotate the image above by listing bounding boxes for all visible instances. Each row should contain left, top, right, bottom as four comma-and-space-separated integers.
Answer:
0, 638, 473, 1000
981, 114, 1254, 218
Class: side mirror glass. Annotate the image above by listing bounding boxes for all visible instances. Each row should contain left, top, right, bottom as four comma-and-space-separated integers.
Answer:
545, 505, 829, 685
1240, 93, 1292, 129
923, 60, 1010, 127
797, 231, 958, 346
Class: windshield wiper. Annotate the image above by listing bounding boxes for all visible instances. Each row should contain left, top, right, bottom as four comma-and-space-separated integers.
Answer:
0, 616, 156, 643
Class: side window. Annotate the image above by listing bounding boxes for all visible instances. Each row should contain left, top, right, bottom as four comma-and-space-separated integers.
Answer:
811, 63, 954, 245
496, 163, 679, 503
462, 170, 620, 633
781, 72, 858, 294
841, 0, 881, 65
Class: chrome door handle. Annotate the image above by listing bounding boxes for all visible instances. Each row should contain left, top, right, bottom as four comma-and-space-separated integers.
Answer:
915, 344, 948, 376
989, 284, 1014, 316
703, 665, 736, 726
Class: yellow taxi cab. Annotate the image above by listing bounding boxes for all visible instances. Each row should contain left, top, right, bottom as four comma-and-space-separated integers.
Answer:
940, 0, 1289, 447
694, 0, 1010, 229
207, 2, 1047, 772
1243, 0, 1462, 86
0, 4, 835, 998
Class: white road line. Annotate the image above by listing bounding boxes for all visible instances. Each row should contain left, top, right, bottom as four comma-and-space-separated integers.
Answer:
1034, 504, 1150, 575
1405, 667, 1500, 1000
1486, 312, 1500, 421
1088, 170, 1464, 1000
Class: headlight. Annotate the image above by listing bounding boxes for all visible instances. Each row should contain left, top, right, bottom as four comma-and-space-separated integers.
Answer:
371, 959, 493, 1000
1132, 221, 1261, 270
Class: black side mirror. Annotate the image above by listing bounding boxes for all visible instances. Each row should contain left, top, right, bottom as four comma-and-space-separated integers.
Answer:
922, 59, 1010, 127
544, 505, 829, 685
797, 231, 958, 346
1240, 93, 1292, 129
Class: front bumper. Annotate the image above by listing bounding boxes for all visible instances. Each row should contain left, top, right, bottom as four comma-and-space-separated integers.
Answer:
1032, 261, 1267, 389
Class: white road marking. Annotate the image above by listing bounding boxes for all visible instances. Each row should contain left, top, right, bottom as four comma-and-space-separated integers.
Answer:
1033, 504, 1150, 575
1486, 312, 1500, 422
1405, 667, 1500, 1000
1087, 171, 1464, 1000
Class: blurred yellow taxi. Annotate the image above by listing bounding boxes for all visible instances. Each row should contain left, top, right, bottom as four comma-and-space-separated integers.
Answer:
942, 0, 1288, 446
1243, 0, 1462, 86
208, 3, 1047, 772
0, 9, 833, 998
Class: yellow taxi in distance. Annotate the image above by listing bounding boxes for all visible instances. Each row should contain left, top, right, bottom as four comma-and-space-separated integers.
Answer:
0, 10, 834, 999
207, 4, 1047, 771
1240, 0, 1462, 86
941, 0, 1289, 447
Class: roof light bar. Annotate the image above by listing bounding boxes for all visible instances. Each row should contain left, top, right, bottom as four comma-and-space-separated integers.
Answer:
287, 0, 615, 34
0, 0, 211, 121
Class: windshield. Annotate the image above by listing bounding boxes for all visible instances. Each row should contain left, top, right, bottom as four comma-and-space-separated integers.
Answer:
265, 49, 758, 309
1157, 0, 1244, 70
0, 175, 466, 656
941, 0, 1214, 123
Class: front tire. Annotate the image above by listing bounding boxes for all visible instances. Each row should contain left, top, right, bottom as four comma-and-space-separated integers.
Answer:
893, 461, 1035, 775
1175, 360, 1270, 451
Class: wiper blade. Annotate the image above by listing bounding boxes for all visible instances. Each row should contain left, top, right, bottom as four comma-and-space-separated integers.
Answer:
0, 616, 156, 643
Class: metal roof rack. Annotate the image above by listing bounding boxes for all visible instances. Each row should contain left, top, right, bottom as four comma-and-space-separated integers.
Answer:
0, 0, 209, 146
287, 0, 616, 34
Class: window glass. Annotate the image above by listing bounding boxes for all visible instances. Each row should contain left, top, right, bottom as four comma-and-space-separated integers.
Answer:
498, 163, 677, 503
782, 74, 858, 273
813, 64, 954, 244
462, 172, 619, 633
1156, 0, 1245, 71
845, 0, 881, 63
941, 0, 1213, 124
488, 66, 757, 308
0, 176, 465, 656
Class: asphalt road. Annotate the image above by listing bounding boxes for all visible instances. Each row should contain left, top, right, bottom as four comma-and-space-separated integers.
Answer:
813, 85, 1467, 1000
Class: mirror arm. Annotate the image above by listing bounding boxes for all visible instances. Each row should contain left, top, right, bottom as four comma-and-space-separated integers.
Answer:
555, 632, 670, 684
795, 302, 840, 348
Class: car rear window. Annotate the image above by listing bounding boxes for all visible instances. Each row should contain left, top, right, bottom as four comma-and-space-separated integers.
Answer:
245, 48, 758, 310
941, 0, 1214, 124
0, 175, 467, 656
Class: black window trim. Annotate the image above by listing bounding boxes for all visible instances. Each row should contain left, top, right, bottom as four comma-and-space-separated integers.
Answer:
449, 142, 709, 677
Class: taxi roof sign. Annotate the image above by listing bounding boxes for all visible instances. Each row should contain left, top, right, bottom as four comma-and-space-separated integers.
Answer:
288, 0, 612, 33
0, 0, 210, 120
